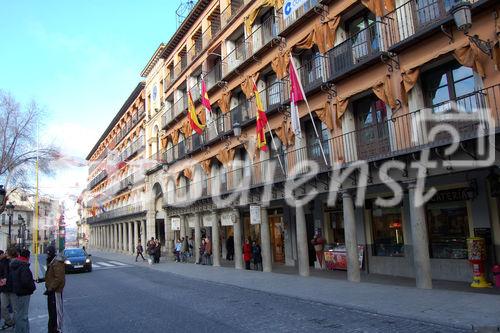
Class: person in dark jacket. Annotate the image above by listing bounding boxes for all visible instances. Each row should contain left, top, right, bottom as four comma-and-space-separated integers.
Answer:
135, 241, 145, 262
0, 249, 15, 329
243, 239, 252, 270
252, 241, 263, 271
10, 248, 36, 333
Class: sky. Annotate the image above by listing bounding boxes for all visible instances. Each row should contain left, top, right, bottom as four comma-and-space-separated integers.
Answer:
0, 1, 182, 225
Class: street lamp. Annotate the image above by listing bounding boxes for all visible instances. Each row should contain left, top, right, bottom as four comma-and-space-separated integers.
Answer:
0, 185, 6, 208
6, 202, 14, 246
18, 215, 25, 248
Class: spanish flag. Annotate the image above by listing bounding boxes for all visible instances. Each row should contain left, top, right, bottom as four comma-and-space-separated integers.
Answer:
187, 91, 205, 135
254, 83, 268, 151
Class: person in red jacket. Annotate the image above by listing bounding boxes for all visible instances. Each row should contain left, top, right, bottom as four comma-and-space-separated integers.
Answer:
243, 239, 252, 270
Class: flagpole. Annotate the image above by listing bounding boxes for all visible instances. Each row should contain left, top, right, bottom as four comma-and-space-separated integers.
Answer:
289, 55, 329, 167
251, 78, 286, 175
34, 119, 40, 280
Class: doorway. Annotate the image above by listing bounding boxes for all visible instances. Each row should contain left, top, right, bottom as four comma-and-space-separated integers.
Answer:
269, 216, 285, 263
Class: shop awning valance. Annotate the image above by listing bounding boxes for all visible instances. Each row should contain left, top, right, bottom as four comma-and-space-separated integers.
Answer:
160, 135, 168, 149
216, 148, 235, 166
454, 41, 486, 78
240, 73, 261, 99
271, 49, 291, 80
361, 0, 395, 17
372, 75, 398, 110
243, 141, 259, 161
244, 0, 284, 35
171, 129, 180, 145
183, 167, 193, 180
218, 91, 232, 114
274, 117, 295, 147
294, 19, 340, 54
181, 119, 192, 137
312, 100, 335, 131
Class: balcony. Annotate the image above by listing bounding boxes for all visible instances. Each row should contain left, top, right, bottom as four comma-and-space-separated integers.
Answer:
161, 104, 174, 129
164, 83, 500, 205
205, 62, 222, 91
297, 54, 329, 94
88, 170, 108, 190
248, 15, 278, 55
384, 0, 453, 52
87, 203, 145, 224
230, 101, 255, 127
326, 21, 387, 81
203, 112, 232, 142
173, 94, 187, 119
224, 41, 251, 76
189, 36, 204, 62
115, 174, 135, 194
278, 0, 320, 36
221, 0, 244, 29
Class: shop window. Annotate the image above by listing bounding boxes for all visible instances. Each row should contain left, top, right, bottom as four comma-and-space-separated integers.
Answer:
422, 60, 480, 113
371, 205, 405, 256
426, 201, 469, 259
326, 209, 344, 245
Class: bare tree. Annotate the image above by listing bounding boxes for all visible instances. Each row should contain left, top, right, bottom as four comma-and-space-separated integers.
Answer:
0, 90, 58, 213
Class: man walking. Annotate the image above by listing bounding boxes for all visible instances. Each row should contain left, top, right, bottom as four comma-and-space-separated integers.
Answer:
10, 248, 36, 333
0, 249, 15, 329
37, 246, 65, 333
135, 241, 145, 262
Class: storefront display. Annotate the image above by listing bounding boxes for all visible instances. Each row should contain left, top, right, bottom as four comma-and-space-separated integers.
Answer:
371, 205, 404, 257
324, 244, 364, 271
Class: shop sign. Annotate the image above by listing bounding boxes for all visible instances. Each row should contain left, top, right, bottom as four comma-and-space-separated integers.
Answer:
187, 216, 196, 228
250, 205, 261, 225
429, 188, 474, 203
324, 245, 364, 271
203, 214, 214, 227
221, 212, 235, 226
283, 0, 308, 19
171, 217, 181, 231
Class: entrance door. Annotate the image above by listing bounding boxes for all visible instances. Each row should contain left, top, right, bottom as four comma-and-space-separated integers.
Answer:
269, 216, 285, 263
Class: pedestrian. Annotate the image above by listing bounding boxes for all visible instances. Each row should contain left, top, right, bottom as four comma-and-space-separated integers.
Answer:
0, 249, 15, 330
9, 248, 36, 333
204, 236, 212, 266
252, 241, 262, 271
243, 239, 252, 270
135, 241, 145, 262
174, 239, 182, 263
181, 237, 189, 262
146, 238, 155, 264
153, 239, 161, 264
199, 239, 206, 265
36, 245, 65, 333
226, 236, 234, 261
188, 236, 194, 258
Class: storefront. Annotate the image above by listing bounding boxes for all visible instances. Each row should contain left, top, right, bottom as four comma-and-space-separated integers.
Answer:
220, 211, 235, 260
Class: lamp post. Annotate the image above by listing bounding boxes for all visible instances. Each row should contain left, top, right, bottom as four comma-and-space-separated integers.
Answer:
18, 215, 26, 248
0, 185, 6, 213
6, 202, 14, 246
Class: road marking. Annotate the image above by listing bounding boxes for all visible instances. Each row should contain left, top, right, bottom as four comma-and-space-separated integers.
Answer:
108, 261, 127, 266
96, 262, 114, 267
92, 263, 101, 268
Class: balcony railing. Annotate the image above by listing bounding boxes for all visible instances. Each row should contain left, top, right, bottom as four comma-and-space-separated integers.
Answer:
248, 15, 277, 53
161, 104, 174, 129
221, 0, 244, 28
297, 54, 329, 93
189, 36, 204, 61
173, 94, 187, 119
326, 21, 386, 81
279, 0, 319, 33
164, 83, 500, 204
205, 62, 222, 90
87, 203, 145, 224
88, 170, 108, 190
230, 101, 255, 126
116, 174, 135, 194
224, 41, 251, 75
384, 0, 451, 47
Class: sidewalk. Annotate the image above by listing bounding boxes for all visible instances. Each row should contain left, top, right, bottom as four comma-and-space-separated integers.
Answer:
91, 250, 500, 331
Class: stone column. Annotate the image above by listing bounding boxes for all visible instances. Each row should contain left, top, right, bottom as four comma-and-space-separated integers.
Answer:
134, 221, 140, 250
408, 182, 432, 289
194, 214, 202, 264
212, 212, 221, 267
118, 224, 122, 252
122, 223, 127, 252
114, 224, 118, 251
233, 209, 243, 270
260, 208, 272, 272
128, 222, 134, 254
295, 204, 310, 277
165, 214, 174, 258
141, 220, 147, 248
343, 191, 360, 282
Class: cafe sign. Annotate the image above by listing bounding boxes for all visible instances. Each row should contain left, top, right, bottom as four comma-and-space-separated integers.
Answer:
283, 0, 308, 19
250, 205, 261, 225
221, 212, 235, 226
171, 217, 181, 231
429, 188, 475, 203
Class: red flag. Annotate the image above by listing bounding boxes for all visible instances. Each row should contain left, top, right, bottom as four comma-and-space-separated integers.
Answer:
288, 57, 304, 138
187, 91, 204, 135
201, 80, 212, 113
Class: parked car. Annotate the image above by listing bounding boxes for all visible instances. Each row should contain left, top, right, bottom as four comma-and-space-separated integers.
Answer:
63, 248, 92, 273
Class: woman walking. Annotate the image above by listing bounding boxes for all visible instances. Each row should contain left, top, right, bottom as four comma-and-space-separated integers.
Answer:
252, 241, 262, 271
243, 239, 252, 270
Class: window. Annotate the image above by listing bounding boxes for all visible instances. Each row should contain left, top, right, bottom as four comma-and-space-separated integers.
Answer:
235, 34, 245, 60
346, 12, 378, 62
265, 73, 280, 108
426, 201, 469, 259
371, 205, 405, 256
422, 60, 477, 112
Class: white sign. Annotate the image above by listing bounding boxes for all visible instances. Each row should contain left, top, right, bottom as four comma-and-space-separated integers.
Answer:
283, 0, 308, 19
250, 205, 261, 225
203, 214, 214, 227
171, 217, 181, 231
221, 212, 235, 226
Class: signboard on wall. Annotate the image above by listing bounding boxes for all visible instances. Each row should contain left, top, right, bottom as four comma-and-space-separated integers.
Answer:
221, 212, 235, 226
283, 0, 308, 19
187, 216, 196, 228
203, 214, 214, 227
250, 205, 261, 225
171, 217, 181, 231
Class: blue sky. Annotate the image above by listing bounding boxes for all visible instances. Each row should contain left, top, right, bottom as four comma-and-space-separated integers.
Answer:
0, 1, 180, 222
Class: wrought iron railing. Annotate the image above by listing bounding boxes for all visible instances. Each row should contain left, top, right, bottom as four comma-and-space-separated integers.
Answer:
221, 0, 244, 29
88, 170, 108, 190
224, 41, 251, 75
205, 62, 222, 90
297, 54, 329, 93
278, 0, 319, 32
87, 203, 145, 224
248, 15, 277, 53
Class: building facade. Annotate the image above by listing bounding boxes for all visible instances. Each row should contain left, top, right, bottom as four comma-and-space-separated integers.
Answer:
89, 0, 500, 288
85, 83, 148, 255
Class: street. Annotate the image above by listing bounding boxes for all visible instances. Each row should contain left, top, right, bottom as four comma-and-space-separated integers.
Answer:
25, 256, 470, 333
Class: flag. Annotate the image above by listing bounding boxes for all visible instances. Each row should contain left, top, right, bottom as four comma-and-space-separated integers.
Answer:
201, 79, 218, 136
187, 91, 205, 135
289, 57, 304, 138
254, 82, 268, 151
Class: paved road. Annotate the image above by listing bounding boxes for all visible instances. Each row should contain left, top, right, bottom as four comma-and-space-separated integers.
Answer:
55, 256, 471, 333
